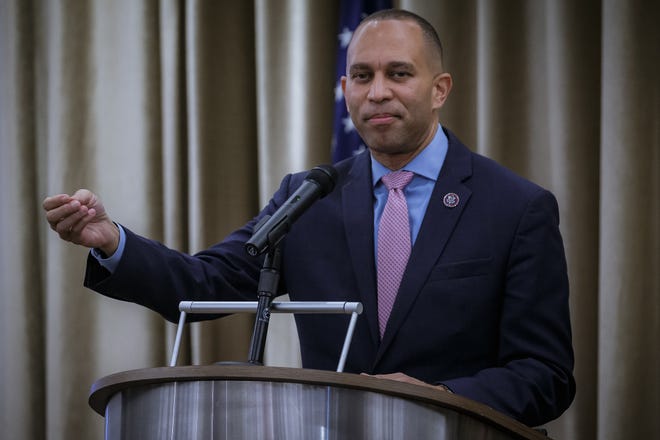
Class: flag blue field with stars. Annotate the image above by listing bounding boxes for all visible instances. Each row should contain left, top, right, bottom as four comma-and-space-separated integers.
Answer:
331, 0, 392, 163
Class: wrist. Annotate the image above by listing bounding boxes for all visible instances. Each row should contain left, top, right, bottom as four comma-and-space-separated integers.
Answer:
98, 222, 120, 257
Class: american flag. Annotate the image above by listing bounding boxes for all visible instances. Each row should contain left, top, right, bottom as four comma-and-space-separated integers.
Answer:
331, 0, 392, 163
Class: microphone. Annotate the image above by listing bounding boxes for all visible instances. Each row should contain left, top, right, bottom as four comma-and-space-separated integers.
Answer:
245, 165, 338, 257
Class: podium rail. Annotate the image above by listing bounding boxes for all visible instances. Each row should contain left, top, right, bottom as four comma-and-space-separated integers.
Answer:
170, 300, 363, 372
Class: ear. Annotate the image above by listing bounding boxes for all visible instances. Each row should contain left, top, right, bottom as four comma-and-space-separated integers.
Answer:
341, 76, 349, 112
432, 73, 452, 110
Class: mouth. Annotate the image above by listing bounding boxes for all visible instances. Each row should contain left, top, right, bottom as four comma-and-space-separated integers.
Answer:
365, 113, 399, 125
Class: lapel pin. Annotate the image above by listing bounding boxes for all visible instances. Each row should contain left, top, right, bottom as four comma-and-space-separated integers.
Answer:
443, 192, 459, 208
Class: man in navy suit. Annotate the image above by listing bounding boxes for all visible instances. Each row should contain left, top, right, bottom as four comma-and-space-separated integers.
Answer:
44, 9, 575, 426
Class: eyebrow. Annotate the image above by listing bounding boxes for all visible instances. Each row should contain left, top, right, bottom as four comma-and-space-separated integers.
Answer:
348, 61, 416, 73
348, 63, 371, 73
388, 62, 415, 71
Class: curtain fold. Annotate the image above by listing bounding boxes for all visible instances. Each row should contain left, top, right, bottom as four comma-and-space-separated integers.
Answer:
255, 0, 337, 200
0, 1, 45, 439
179, 0, 258, 367
0, 0, 658, 438
543, 1, 602, 438
39, 2, 103, 438
254, 0, 338, 367
599, 0, 660, 438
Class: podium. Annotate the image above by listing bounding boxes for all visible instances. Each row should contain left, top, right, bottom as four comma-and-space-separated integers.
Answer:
89, 365, 547, 439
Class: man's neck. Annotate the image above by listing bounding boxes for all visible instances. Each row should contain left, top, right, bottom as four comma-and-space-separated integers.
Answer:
370, 124, 439, 170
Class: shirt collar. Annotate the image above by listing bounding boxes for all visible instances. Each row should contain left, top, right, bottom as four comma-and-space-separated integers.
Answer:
371, 124, 448, 187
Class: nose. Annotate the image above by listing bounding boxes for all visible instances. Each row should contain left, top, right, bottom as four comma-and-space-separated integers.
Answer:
367, 74, 392, 102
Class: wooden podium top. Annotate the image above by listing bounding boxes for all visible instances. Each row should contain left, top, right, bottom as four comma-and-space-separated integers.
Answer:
90, 365, 546, 440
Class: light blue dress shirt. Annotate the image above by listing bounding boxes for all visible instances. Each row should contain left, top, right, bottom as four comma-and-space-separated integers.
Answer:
90, 224, 126, 272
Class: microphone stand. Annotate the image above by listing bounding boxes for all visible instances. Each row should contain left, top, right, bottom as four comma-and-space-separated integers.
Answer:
247, 245, 282, 365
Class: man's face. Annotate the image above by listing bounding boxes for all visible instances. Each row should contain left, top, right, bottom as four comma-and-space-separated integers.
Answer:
342, 19, 451, 165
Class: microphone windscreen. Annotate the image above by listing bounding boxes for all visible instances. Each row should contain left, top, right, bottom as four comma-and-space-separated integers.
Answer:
306, 165, 338, 197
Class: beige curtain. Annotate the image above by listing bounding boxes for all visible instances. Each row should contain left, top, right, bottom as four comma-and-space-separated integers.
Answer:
1, 0, 657, 438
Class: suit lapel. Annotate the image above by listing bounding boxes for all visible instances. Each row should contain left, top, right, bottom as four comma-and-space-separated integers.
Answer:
374, 132, 474, 363
342, 153, 380, 346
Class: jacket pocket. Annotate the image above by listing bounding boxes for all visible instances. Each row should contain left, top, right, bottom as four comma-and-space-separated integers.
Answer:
427, 257, 493, 280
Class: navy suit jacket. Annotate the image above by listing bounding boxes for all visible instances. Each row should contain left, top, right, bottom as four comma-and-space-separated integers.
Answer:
85, 128, 575, 426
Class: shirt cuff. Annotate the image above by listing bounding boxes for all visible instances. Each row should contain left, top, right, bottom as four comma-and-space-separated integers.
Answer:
89, 224, 126, 273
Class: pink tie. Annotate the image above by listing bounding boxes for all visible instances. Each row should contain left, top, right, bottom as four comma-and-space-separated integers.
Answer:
377, 170, 414, 338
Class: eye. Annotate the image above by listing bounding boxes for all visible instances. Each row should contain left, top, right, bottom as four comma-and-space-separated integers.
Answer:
351, 71, 372, 82
390, 71, 411, 79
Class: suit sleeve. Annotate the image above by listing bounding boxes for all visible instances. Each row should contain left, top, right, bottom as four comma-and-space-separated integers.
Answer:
441, 189, 576, 427
83, 174, 297, 323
